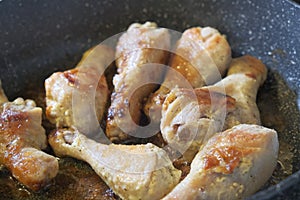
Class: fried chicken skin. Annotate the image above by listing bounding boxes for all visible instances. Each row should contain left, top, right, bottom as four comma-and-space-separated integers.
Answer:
204, 55, 267, 129
0, 97, 58, 191
45, 45, 114, 136
160, 55, 267, 161
163, 124, 278, 200
144, 27, 232, 126
106, 22, 170, 141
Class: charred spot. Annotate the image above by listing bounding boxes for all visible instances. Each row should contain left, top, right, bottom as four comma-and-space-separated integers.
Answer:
63, 69, 78, 85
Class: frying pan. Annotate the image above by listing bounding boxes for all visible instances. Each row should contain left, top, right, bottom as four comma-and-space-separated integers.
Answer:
0, 0, 299, 199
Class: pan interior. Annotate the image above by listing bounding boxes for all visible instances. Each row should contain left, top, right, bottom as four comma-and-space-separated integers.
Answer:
0, 0, 299, 199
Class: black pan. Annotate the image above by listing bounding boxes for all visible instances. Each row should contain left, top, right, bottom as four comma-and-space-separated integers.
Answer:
0, 0, 299, 199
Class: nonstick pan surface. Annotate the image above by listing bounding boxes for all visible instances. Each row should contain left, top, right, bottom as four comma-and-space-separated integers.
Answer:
0, 0, 299, 199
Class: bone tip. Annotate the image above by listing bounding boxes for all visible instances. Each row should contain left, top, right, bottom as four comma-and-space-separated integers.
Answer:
228, 55, 267, 84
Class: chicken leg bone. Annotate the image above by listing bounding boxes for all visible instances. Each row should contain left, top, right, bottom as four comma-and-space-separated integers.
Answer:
49, 127, 181, 200
0, 97, 58, 191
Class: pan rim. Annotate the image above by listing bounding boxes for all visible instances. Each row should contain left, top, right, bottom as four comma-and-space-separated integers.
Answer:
249, 170, 300, 199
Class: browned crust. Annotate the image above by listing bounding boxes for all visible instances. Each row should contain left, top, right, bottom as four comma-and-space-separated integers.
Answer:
203, 128, 269, 174
63, 69, 78, 86
173, 88, 236, 109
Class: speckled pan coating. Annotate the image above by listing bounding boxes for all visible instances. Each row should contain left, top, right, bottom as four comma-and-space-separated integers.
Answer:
0, 0, 299, 199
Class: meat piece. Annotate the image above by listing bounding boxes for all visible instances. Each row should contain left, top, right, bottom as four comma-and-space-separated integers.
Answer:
45, 45, 114, 136
144, 27, 232, 126
163, 124, 279, 200
0, 80, 8, 104
204, 55, 267, 129
160, 55, 267, 161
161, 88, 236, 161
48, 127, 181, 200
0, 97, 58, 191
106, 22, 170, 141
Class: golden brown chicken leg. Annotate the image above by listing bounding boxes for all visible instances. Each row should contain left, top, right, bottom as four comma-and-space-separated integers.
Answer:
48, 127, 181, 200
163, 124, 279, 200
144, 27, 232, 127
45, 45, 114, 137
106, 22, 170, 142
161, 88, 236, 161
160, 55, 267, 162
0, 97, 58, 191
205, 55, 267, 129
